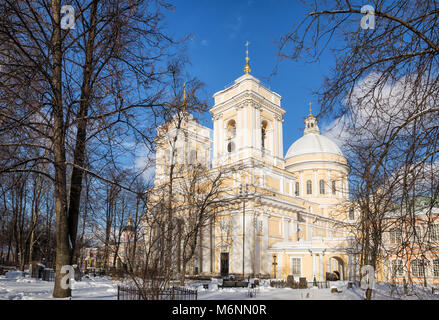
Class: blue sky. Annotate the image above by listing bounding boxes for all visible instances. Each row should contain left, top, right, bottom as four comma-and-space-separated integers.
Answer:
164, 0, 339, 154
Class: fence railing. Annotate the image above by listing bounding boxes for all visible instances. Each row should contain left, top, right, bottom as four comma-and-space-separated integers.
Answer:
117, 285, 198, 300
31, 268, 55, 281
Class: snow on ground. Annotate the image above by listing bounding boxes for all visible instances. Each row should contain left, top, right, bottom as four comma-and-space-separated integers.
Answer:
1, 271, 438, 300
0, 271, 119, 300
193, 279, 439, 300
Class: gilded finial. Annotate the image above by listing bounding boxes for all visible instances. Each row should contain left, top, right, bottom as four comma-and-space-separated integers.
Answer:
309, 102, 312, 115
244, 41, 251, 74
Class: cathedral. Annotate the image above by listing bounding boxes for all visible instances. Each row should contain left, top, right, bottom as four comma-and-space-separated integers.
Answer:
153, 47, 357, 282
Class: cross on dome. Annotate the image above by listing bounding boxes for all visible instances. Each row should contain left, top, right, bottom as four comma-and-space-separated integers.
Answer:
304, 103, 319, 135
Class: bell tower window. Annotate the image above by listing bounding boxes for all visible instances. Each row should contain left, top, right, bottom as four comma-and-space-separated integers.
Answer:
225, 119, 237, 154
261, 120, 268, 149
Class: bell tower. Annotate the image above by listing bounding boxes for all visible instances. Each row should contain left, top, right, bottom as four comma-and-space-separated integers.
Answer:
210, 43, 286, 168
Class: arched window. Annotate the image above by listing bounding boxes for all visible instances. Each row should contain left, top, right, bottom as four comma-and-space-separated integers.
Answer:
227, 141, 235, 153
226, 120, 236, 139
411, 259, 425, 277
319, 180, 325, 194
261, 121, 267, 149
306, 180, 312, 195
332, 181, 336, 195
348, 207, 355, 220
295, 182, 299, 196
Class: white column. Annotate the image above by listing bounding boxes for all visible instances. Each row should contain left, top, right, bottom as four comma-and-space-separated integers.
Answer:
262, 214, 270, 276
251, 104, 256, 149
213, 118, 218, 157
283, 218, 289, 241
273, 117, 278, 157
312, 252, 316, 280
218, 116, 224, 157
320, 253, 324, 281
278, 116, 283, 159
243, 104, 248, 152
232, 213, 240, 274
277, 254, 282, 279
255, 106, 262, 151
237, 107, 243, 151
348, 254, 353, 281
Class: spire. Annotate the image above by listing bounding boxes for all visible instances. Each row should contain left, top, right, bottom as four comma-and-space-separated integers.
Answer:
304, 102, 320, 135
244, 41, 251, 74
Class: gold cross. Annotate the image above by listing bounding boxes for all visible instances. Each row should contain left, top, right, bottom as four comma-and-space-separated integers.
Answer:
309, 102, 312, 114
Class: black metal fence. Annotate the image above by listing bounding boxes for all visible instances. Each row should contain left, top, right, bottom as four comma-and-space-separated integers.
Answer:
31, 267, 55, 281
117, 285, 198, 300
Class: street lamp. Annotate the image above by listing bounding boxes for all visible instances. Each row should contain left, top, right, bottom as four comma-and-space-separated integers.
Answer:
272, 255, 278, 279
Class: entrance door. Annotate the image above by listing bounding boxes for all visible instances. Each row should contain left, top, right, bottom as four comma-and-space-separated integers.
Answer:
220, 253, 229, 277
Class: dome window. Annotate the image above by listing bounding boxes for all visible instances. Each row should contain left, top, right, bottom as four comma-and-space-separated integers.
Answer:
306, 180, 312, 195
319, 180, 325, 194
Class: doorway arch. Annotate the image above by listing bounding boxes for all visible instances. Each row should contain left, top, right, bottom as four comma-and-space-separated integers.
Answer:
328, 256, 346, 280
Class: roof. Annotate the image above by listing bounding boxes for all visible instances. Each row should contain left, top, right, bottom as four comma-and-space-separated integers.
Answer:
286, 132, 344, 158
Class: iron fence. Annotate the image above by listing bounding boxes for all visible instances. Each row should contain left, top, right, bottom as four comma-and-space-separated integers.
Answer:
117, 285, 198, 300
31, 267, 55, 281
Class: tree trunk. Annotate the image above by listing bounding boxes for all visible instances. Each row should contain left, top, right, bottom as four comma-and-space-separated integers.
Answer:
67, 0, 98, 266
51, 0, 71, 299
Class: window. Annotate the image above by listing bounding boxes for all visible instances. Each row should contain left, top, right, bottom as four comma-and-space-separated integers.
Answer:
429, 224, 439, 242
226, 120, 236, 139
319, 180, 325, 194
332, 181, 336, 195
291, 258, 301, 276
306, 180, 312, 195
295, 182, 299, 196
391, 259, 403, 276
227, 142, 235, 153
411, 259, 424, 277
348, 207, 355, 220
389, 228, 402, 244
187, 150, 197, 165
434, 259, 439, 277
261, 120, 268, 149
410, 225, 422, 243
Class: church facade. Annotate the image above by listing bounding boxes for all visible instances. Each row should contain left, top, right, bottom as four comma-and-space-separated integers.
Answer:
153, 62, 358, 281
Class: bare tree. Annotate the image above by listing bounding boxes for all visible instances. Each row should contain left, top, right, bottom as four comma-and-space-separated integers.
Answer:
0, 0, 187, 297
279, 0, 439, 299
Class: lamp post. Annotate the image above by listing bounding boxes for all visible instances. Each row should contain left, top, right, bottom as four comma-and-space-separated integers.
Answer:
273, 255, 277, 279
